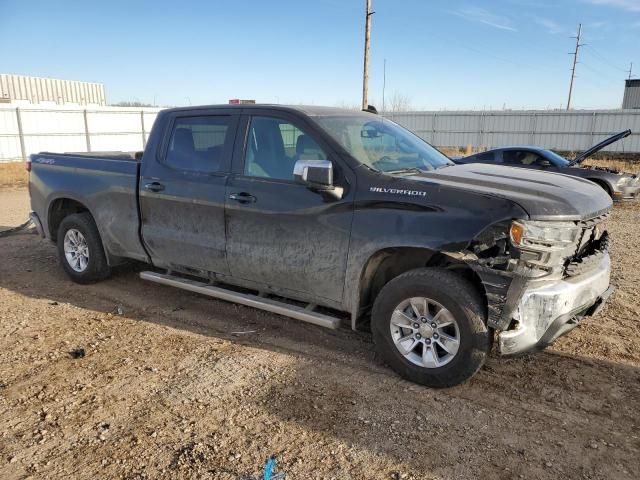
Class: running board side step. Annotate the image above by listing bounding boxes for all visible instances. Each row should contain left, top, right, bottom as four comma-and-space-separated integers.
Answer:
140, 271, 341, 330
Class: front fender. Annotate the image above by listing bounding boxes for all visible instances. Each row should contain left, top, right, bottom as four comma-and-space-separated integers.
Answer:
343, 193, 528, 329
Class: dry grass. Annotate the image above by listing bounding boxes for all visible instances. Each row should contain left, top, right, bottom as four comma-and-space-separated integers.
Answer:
0, 162, 28, 188
582, 158, 640, 174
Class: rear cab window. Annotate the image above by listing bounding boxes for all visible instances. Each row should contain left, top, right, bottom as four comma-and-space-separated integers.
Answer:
164, 116, 232, 173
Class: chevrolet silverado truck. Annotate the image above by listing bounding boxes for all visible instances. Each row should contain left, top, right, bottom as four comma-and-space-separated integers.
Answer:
28, 105, 614, 387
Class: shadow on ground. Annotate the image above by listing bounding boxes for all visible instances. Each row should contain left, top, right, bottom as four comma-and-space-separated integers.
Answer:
1, 231, 639, 479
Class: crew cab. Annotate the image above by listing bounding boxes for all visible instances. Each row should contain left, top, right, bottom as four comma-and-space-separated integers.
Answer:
28, 105, 614, 387
455, 130, 639, 201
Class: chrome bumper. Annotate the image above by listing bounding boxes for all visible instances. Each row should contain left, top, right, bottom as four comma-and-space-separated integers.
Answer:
498, 254, 611, 355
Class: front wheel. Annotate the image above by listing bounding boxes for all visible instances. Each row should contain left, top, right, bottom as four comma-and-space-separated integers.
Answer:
372, 268, 489, 388
57, 212, 111, 284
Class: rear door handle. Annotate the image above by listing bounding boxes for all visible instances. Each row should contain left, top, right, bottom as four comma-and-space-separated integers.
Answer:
144, 182, 165, 193
228, 192, 257, 204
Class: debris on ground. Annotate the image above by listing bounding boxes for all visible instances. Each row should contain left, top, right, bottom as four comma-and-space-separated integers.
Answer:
69, 348, 86, 359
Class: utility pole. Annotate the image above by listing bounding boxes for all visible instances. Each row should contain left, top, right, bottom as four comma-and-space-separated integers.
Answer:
566, 23, 584, 110
628, 62, 633, 80
362, 0, 373, 110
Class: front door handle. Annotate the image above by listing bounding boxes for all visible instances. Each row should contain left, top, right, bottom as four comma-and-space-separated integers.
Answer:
228, 192, 257, 204
144, 182, 165, 193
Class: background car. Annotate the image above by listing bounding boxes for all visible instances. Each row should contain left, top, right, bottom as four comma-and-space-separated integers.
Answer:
454, 130, 639, 201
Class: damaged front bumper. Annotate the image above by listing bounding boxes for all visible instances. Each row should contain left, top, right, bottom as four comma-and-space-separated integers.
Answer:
613, 184, 640, 201
498, 253, 612, 355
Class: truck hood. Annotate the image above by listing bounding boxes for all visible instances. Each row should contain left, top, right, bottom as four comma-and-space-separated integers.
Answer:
407, 163, 612, 221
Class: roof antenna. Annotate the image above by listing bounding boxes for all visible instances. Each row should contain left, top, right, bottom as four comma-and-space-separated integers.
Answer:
382, 58, 386, 114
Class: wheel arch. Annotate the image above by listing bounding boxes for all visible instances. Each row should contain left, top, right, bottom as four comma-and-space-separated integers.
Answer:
352, 246, 487, 331
47, 197, 122, 267
47, 196, 92, 242
587, 177, 613, 197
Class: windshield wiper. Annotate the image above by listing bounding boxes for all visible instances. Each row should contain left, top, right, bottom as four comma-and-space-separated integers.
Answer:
385, 167, 425, 175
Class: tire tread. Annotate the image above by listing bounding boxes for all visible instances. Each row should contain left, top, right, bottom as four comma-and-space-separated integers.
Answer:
57, 212, 111, 284
371, 267, 489, 388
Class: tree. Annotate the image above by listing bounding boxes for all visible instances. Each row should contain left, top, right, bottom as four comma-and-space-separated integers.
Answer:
387, 91, 414, 112
110, 101, 155, 107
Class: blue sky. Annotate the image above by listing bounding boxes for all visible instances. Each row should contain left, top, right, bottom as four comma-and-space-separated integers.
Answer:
1, 0, 638, 110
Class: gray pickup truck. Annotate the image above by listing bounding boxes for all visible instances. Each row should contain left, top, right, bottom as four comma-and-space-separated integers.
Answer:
28, 105, 614, 387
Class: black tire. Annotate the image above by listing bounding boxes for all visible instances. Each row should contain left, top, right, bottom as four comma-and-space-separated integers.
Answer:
57, 212, 111, 284
371, 268, 489, 388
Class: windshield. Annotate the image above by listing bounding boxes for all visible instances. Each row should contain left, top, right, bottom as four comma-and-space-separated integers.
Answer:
546, 150, 571, 166
315, 115, 454, 172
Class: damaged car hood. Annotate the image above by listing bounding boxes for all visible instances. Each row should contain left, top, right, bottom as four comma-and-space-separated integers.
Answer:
408, 163, 612, 221
571, 129, 631, 165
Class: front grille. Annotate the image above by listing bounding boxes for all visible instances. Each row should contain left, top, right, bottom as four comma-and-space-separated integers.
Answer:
565, 212, 610, 277
566, 232, 609, 277
577, 211, 610, 229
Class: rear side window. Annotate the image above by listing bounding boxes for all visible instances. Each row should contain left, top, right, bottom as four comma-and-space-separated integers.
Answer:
164, 116, 231, 173
474, 151, 496, 163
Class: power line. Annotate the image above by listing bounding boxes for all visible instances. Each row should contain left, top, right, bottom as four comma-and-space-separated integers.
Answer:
583, 45, 629, 73
579, 63, 623, 87
567, 23, 584, 110
421, 29, 564, 76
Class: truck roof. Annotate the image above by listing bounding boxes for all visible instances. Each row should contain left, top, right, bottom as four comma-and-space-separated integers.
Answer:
161, 104, 369, 117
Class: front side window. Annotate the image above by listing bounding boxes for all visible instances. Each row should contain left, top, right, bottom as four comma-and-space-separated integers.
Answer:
503, 150, 544, 166
244, 116, 328, 180
315, 114, 453, 173
165, 116, 231, 173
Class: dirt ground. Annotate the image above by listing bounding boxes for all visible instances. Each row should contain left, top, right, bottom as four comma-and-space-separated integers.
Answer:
1, 187, 639, 480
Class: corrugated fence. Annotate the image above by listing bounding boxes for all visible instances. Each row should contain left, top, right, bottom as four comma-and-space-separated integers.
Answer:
1, 106, 639, 163
0, 105, 160, 162
386, 109, 640, 153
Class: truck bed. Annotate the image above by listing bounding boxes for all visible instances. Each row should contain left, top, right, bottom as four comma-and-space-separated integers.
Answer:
39, 151, 143, 161
29, 151, 148, 264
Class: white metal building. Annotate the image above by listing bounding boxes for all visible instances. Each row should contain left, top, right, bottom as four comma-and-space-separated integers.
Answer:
0, 74, 106, 106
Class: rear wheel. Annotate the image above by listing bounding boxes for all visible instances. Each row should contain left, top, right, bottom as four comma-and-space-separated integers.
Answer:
372, 268, 489, 388
57, 212, 111, 284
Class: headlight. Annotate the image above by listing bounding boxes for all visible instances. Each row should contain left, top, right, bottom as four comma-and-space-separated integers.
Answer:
617, 176, 632, 187
509, 220, 580, 247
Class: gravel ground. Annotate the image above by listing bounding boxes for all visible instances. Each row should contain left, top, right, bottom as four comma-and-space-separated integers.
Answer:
0, 187, 30, 229
0, 187, 639, 479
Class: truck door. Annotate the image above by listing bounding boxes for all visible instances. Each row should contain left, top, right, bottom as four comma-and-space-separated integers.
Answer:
224, 112, 355, 304
139, 110, 239, 275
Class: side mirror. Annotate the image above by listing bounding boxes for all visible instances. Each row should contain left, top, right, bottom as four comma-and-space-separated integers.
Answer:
293, 160, 334, 189
539, 159, 552, 167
